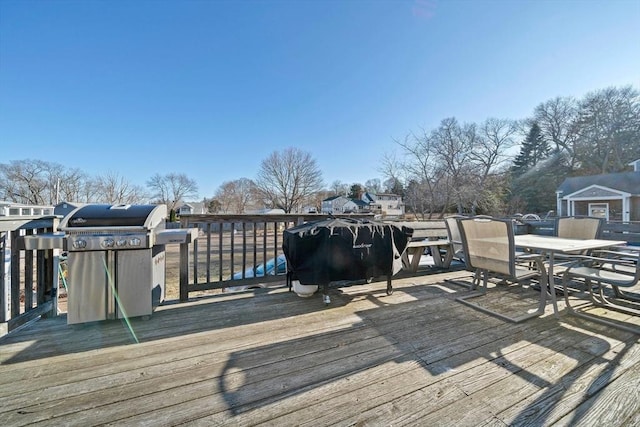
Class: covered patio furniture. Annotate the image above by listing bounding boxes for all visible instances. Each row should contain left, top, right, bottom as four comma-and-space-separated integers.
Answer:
560, 246, 640, 333
456, 216, 549, 323
282, 217, 412, 305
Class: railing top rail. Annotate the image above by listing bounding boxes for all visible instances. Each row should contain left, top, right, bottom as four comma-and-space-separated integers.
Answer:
179, 213, 375, 225
0, 216, 58, 233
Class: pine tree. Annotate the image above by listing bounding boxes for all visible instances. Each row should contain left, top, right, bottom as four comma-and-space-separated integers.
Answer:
511, 122, 550, 176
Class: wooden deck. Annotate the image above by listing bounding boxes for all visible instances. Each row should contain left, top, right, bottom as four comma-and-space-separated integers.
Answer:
1, 269, 639, 426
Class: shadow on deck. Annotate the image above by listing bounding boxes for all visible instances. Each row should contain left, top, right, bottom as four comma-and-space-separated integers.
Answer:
0, 269, 639, 426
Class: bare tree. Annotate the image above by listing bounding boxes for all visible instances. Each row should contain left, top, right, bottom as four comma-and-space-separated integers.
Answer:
391, 130, 441, 217
469, 118, 521, 213
431, 118, 476, 214
533, 96, 579, 171
214, 178, 257, 214
55, 168, 94, 203
364, 178, 381, 195
330, 180, 349, 196
392, 117, 517, 216
0, 159, 50, 204
534, 96, 578, 153
95, 172, 147, 204
308, 189, 333, 212
147, 173, 198, 212
0, 159, 92, 205
573, 85, 640, 174
255, 147, 324, 213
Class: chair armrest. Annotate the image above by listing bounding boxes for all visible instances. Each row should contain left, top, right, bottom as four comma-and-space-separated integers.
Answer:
566, 255, 637, 269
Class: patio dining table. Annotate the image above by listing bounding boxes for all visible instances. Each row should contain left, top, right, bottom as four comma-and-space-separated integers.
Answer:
513, 234, 628, 314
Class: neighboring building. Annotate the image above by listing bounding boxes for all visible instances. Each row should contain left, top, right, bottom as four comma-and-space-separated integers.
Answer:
321, 195, 350, 214
0, 201, 54, 217
342, 199, 370, 213
321, 193, 405, 218
178, 202, 208, 216
556, 159, 640, 222
245, 208, 286, 215
361, 192, 376, 204
54, 201, 86, 218
365, 193, 405, 218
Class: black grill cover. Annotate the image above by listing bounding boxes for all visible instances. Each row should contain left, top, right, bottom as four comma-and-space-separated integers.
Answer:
282, 218, 412, 285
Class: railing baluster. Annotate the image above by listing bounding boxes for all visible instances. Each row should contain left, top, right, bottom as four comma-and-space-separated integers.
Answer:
206, 222, 211, 284
218, 223, 223, 282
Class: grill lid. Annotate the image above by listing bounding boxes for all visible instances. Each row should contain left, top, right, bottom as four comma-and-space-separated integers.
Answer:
59, 204, 166, 229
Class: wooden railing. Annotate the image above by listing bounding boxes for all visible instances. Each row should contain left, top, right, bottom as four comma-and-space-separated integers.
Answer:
177, 215, 640, 302
2, 213, 638, 336
177, 214, 377, 302
0, 216, 59, 337
522, 219, 640, 244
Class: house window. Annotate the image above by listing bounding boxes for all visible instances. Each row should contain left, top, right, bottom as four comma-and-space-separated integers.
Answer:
589, 203, 609, 220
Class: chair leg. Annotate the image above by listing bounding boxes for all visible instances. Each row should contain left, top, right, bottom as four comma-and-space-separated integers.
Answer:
456, 269, 547, 323
560, 273, 640, 334
590, 282, 640, 316
444, 269, 481, 290
613, 286, 640, 303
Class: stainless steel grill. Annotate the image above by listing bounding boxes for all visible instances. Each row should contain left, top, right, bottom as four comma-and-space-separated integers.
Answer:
22, 204, 197, 325
57, 204, 168, 324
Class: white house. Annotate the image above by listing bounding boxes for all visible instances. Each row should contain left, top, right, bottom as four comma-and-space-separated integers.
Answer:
556, 159, 640, 222
0, 201, 54, 217
178, 202, 208, 216
342, 199, 370, 213
321, 195, 350, 214
365, 193, 405, 218
54, 201, 86, 218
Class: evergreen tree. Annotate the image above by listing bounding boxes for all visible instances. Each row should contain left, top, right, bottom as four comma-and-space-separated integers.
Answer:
510, 122, 555, 213
348, 183, 364, 199
511, 122, 550, 176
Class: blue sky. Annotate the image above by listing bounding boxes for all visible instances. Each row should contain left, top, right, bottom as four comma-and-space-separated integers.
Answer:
1, 0, 639, 199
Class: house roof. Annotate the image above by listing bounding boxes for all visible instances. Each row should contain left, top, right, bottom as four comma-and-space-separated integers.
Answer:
350, 199, 369, 207
55, 201, 86, 208
362, 192, 376, 202
323, 195, 346, 202
557, 171, 640, 196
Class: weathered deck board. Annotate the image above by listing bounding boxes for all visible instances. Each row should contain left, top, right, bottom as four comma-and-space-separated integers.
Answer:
0, 270, 638, 426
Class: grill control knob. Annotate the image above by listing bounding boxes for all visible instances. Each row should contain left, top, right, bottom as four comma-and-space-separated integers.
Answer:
116, 239, 127, 247
72, 239, 87, 249
129, 237, 142, 247
101, 238, 115, 248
